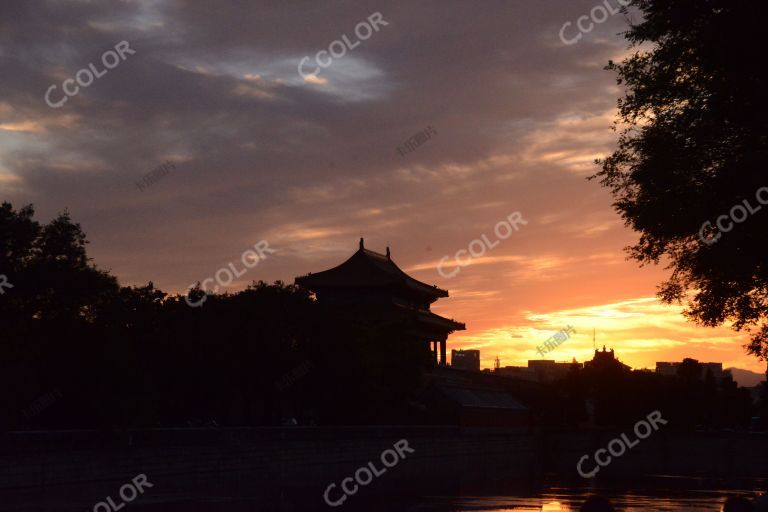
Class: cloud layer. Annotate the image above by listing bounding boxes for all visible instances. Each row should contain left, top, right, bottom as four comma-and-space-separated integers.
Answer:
2, 0, 759, 371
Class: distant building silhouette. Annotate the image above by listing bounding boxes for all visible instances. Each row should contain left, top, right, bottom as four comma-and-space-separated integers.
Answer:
584, 346, 631, 372
451, 349, 480, 371
496, 358, 582, 382
529, 359, 582, 380
656, 359, 729, 382
495, 365, 537, 381
295, 239, 465, 364
493, 346, 632, 381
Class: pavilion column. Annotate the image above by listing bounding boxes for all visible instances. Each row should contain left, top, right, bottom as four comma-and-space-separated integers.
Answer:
440, 339, 446, 366
432, 341, 438, 364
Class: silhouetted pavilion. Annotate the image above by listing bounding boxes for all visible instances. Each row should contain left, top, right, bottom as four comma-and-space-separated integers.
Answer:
295, 238, 465, 365
584, 345, 632, 372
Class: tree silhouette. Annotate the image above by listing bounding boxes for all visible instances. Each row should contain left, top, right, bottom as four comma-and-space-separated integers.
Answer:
1, 202, 757, 430
593, 0, 768, 360
0, 202, 434, 429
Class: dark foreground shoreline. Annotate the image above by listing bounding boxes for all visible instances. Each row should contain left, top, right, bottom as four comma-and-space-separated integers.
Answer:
1, 427, 766, 510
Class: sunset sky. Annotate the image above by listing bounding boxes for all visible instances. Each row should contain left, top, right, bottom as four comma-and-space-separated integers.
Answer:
1, 0, 764, 374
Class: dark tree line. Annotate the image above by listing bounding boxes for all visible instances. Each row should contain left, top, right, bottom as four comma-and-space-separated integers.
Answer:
2, 202, 763, 431
594, 0, 768, 359
555, 358, 758, 431
0, 202, 431, 430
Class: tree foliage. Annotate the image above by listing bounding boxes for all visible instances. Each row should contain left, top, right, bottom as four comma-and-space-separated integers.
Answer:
0, 202, 434, 430
594, 0, 768, 359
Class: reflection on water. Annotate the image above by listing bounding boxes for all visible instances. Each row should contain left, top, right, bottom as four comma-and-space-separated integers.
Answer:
6, 476, 764, 511
387, 474, 764, 512
119, 482, 765, 512
430, 486, 761, 512
121, 486, 763, 512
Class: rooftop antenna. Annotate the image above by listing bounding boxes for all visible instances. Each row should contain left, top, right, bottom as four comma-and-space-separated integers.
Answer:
593, 328, 596, 350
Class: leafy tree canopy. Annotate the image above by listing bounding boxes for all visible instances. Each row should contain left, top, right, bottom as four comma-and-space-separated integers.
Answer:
594, 0, 768, 360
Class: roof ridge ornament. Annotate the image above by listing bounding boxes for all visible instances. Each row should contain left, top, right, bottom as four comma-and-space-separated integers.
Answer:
359, 237, 364, 250
386, 246, 391, 259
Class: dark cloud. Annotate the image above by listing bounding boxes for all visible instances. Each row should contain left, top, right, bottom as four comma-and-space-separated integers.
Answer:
1, 0, 636, 311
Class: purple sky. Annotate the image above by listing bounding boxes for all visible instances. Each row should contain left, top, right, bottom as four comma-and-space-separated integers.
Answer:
2, 1, 762, 375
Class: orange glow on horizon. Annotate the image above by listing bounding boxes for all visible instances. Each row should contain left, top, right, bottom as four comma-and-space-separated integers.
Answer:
442, 296, 766, 374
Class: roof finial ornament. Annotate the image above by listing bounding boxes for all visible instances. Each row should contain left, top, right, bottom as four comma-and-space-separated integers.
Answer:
359, 237, 364, 250
386, 246, 391, 259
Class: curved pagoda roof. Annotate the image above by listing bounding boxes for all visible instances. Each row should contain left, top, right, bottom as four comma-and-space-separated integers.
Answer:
295, 238, 449, 299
